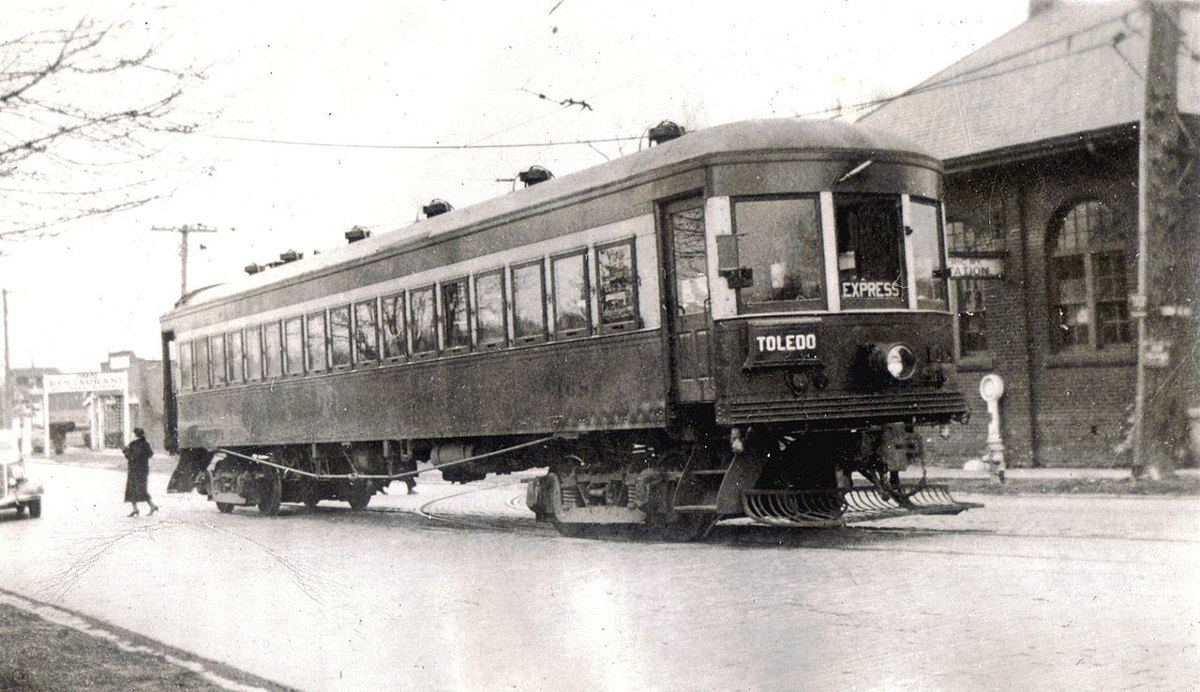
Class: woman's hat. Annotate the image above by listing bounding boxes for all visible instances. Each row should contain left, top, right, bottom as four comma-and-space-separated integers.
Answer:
133, 427, 145, 437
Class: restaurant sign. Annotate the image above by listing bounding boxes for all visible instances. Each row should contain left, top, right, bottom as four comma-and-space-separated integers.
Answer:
43, 371, 128, 394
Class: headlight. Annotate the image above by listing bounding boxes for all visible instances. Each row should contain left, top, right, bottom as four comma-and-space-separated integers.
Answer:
873, 343, 916, 381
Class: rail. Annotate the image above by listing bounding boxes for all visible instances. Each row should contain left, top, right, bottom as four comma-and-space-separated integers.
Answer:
215, 436, 559, 481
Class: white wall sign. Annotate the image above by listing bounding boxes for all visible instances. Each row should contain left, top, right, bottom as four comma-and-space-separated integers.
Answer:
44, 371, 128, 394
948, 255, 1005, 279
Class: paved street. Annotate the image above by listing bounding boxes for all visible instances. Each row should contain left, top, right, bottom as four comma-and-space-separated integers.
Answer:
2, 456, 1198, 692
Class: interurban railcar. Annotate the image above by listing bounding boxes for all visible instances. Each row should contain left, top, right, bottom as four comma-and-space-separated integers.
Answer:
161, 118, 977, 538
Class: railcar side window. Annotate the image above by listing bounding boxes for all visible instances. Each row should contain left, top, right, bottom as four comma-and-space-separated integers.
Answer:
441, 278, 470, 353
552, 251, 590, 339
227, 330, 245, 383
512, 261, 546, 344
835, 194, 907, 309
330, 305, 352, 368
193, 338, 210, 389
596, 240, 638, 330
475, 270, 507, 349
284, 317, 304, 376
306, 311, 328, 373
909, 200, 949, 310
732, 196, 824, 310
380, 294, 406, 360
355, 299, 381, 363
265, 322, 284, 378
410, 286, 437, 356
210, 334, 228, 386
245, 326, 264, 381
179, 341, 193, 391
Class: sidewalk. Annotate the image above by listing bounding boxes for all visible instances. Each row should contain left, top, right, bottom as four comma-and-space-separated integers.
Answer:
905, 466, 1200, 480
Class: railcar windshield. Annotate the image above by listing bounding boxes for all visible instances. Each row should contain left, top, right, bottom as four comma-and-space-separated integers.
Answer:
733, 196, 825, 310
727, 192, 948, 312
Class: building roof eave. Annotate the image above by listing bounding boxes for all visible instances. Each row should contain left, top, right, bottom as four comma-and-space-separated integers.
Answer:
943, 122, 1140, 174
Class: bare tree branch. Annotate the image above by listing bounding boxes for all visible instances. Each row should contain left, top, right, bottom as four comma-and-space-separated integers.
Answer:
0, 10, 210, 240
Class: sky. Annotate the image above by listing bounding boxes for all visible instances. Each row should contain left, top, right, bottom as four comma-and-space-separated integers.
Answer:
0, 0, 1039, 373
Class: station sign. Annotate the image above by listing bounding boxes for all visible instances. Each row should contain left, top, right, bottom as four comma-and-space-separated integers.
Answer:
44, 371, 128, 394
947, 254, 1005, 280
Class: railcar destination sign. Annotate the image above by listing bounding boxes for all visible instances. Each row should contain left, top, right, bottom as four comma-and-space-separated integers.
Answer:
745, 324, 822, 369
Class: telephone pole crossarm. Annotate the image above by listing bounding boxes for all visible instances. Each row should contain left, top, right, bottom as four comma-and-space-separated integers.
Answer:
152, 224, 218, 297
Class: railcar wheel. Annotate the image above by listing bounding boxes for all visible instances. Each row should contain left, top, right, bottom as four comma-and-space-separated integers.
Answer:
649, 512, 716, 542
216, 502, 235, 514
258, 474, 282, 516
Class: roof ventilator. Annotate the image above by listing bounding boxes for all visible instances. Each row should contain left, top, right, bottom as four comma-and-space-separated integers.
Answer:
648, 120, 685, 146
517, 166, 553, 187
345, 225, 371, 243
423, 199, 454, 218
279, 250, 303, 263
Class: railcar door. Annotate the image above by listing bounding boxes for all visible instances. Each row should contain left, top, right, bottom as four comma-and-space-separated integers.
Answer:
661, 196, 715, 402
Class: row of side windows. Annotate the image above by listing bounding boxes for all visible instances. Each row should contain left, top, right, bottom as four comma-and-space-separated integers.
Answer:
176, 239, 640, 391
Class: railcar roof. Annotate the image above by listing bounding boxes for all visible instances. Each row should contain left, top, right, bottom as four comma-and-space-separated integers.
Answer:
166, 118, 934, 315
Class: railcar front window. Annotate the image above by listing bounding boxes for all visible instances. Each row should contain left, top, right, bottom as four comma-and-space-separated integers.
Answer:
381, 294, 405, 360
245, 326, 263, 381
284, 317, 304, 376
264, 322, 283, 378
596, 240, 637, 328
179, 342, 193, 391
552, 252, 590, 338
733, 197, 824, 309
355, 300, 381, 362
512, 261, 546, 343
835, 194, 906, 309
227, 331, 244, 383
442, 279, 470, 352
330, 306, 352, 368
910, 200, 949, 310
306, 312, 327, 372
410, 287, 436, 355
210, 335, 227, 386
475, 271, 507, 348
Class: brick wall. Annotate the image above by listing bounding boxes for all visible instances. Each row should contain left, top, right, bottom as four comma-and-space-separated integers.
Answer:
924, 137, 1148, 468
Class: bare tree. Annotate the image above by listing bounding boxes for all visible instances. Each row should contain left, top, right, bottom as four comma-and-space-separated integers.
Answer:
0, 9, 206, 240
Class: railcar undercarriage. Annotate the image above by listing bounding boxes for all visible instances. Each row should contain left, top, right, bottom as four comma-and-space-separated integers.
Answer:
175, 424, 978, 538
524, 424, 980, 540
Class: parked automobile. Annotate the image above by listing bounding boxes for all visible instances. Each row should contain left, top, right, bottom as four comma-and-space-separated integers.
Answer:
0, 431, 42, 518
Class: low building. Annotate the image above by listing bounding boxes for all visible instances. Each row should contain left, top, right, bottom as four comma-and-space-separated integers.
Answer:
861, 0, 1199, 467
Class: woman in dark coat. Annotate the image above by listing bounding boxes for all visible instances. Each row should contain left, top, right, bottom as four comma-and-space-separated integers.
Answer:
123, 427, 158, 517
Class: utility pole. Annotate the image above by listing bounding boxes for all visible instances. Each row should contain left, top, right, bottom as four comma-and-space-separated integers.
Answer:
152, 224, 218, 297
1132, 0, 1197, 478
2, 289, 9, 427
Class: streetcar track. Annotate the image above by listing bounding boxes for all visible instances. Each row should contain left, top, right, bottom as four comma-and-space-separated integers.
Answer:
362, 476, 538, 532
342, 477, 1199, 551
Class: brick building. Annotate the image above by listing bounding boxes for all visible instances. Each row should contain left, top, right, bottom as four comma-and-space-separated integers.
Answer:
861, 0, 1199, 466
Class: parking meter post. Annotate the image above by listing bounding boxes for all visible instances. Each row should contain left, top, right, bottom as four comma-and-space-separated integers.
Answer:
980, 374, 1006, 483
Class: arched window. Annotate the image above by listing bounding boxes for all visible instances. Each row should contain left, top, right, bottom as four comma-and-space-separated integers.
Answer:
947, 219, 998, 356
1047, 200, 1131, 351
